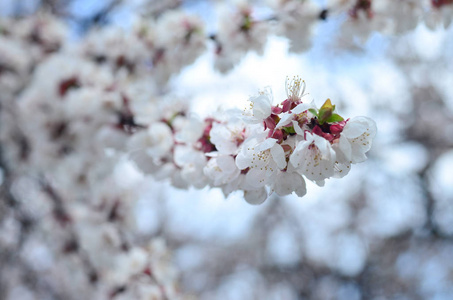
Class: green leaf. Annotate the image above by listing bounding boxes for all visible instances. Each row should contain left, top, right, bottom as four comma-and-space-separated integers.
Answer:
326, 113, 344, 123
308, 108, 318, 117
283, 126, 296, 134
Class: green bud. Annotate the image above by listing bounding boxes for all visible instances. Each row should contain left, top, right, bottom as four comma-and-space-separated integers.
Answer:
318, 99, 334, 125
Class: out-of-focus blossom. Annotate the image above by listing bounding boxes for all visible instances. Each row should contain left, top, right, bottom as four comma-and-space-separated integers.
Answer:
213, 1, 269, 73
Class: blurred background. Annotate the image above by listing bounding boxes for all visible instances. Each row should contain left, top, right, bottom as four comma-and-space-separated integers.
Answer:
1, 0, 453, 299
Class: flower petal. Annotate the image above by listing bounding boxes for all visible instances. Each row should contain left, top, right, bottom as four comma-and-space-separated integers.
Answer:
276, 112, 293, 128
257, 138, 277, 151
271, 144, 287, 170
291, 101, 314, 114
244, 188, 267, 205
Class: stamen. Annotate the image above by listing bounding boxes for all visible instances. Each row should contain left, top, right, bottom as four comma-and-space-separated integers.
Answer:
285, 75, 306, 102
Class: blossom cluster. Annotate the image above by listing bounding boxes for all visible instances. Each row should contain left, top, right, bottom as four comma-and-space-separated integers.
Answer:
39, 0, 453, 84
0, 16, 189, 299
1, 1, 451, 95
333, 0, 453, 41
128, 76, 376, 204
0, 53, 189, 299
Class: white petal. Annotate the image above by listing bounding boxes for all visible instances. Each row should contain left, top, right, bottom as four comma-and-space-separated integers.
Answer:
245, 167, 267, 188
174, 117, 204, 143
343, 122, 367, 139
357, 116, 377, 137
252, 94, 272, 120
291, 102, 314, 114
347, 118, 376, 163
270, 144, 287, 170
204, 156, 240, 186
315, 180, 325, 187
244, 188, 267, 205
257, 138, 277, 151
235, 150, 251, 170
333, 161, 351, 178
292, 120, 305, 136
343, 117, 376, 139
350, 148, 368, 163
273, 171, 306, 197
210, 123, 237, 154
276, 113, 293, 128
294, 177, 307, 197
339, 136, 352, 162
217, 155, 238, 172
312, 134, 329, 158
289, 140, 310, 168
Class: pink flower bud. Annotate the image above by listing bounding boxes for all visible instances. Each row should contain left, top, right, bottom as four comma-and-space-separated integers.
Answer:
264, 116, 276, 131
271, 129, 284, 142
272, 106, 283, 114
281, 99, 292, 112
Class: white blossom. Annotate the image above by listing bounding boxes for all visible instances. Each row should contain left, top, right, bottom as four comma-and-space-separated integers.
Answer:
337, 116, 377, 164
270, 0, 320, 52
204, 155, 240, 186
214, 1, 269, 73
276, 102, 315, 128
128, 122, 174, 160
210, 118, 248, 155
271, 168, 307, 197
173, 116, 204, 144
236, 137, 287, 189
290, 132, 337, 182
243, 87, 274, 123
174, 145, 208, 188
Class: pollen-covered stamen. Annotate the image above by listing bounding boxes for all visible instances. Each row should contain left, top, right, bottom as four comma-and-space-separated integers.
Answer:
285, 75, 306, 103
248, 148, 275, 173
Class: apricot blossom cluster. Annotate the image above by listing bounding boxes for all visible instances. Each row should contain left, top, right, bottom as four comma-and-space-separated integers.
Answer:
212, 77, 376, 204
128, 76, 376, 204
